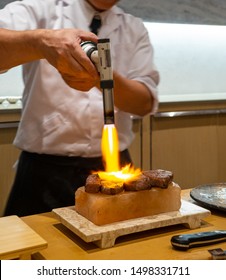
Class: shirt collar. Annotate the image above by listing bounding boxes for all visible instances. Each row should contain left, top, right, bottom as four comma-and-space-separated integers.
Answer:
59, 0, 124, 36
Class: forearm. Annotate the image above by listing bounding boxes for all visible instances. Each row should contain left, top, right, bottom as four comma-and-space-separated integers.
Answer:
0, 28, 99, 91
0, 29, 42, 70
113, 72, 154, 116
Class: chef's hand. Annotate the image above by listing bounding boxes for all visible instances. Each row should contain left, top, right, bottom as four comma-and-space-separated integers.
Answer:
38, 29, 99, 91
0, 28, 99, 91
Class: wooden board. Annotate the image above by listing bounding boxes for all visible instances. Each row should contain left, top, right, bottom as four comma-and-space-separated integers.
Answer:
53, 200, 210, 249
0, 215, 48, 259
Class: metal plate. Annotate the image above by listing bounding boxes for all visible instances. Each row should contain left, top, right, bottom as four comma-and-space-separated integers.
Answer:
190, 183, 226, 212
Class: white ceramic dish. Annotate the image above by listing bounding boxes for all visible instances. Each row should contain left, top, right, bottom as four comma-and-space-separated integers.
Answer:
6, 96, 21, 104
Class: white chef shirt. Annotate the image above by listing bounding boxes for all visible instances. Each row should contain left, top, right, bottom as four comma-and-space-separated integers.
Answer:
0, 0, 159, 157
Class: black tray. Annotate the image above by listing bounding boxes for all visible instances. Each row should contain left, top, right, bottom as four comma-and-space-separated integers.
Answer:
190, 183, 226, 212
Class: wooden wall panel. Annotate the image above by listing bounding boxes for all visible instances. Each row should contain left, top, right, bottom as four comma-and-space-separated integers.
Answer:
0, 127, 20, 216
151, 114, 226, 189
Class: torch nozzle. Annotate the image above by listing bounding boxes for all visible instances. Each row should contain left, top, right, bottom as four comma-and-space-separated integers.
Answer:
103, 88, 114, 124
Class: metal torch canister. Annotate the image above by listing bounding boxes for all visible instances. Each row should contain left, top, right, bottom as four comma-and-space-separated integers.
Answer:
81, 39, 115, 124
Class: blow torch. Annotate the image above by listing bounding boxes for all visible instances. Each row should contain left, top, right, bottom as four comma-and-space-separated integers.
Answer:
81, 39, 120, 172
81, 39, 115, 124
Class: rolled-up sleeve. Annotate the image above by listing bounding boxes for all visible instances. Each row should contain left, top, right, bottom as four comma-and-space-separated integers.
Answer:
115, 18, 160, 114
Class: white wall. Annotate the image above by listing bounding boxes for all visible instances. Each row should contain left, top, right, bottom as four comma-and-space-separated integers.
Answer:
0, 66, 23, 97
145, 22, 226, 102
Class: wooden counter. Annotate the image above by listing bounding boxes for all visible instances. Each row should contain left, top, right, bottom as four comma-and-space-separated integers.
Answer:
21, 189, 226, 260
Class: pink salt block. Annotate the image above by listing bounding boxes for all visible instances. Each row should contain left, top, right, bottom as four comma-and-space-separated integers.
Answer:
75, 182, 181, 226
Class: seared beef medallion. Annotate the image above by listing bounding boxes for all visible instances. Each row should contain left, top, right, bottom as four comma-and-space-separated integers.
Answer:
85, 169, 174, 194
101, 182, 124, 195
142, 169, 173, 188
85, 174, 101, 193
123, 173, 150, 191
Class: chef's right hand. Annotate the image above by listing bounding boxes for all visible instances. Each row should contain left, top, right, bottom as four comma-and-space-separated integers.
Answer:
38, 28, 99, 91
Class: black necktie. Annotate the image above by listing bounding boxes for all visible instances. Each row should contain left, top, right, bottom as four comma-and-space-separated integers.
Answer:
89, 16, 101, 35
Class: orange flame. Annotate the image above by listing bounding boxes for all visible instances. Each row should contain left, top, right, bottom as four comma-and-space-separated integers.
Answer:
101, 124, 120, 172
100, 124, 141, 186
98, 164, 141, 183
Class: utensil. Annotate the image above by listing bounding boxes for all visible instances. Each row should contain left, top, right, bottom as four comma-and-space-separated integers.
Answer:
171, 230, 226, 250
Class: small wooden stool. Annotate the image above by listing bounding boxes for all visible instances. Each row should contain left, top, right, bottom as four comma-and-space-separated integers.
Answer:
0, 215, 47, 260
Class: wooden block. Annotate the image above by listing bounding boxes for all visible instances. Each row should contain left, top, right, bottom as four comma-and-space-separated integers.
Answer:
0, 215, 47, 260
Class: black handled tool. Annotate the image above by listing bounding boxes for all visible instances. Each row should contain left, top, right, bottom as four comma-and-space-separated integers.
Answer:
171, 230, 226, 250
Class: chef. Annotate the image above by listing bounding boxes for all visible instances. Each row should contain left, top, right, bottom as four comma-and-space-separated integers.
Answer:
0, 0, 159, 216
